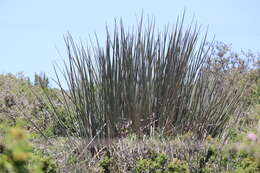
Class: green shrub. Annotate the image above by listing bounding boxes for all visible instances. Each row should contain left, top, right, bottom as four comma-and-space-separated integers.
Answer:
99, 156, 113, 173
167, 158, 190, 173
0, 122, 57, 173
235, 157, 258, 173
134, 151, 190, 173
66, 154, 78, 165
134, 153, 167, 173
197, 130, 260, 173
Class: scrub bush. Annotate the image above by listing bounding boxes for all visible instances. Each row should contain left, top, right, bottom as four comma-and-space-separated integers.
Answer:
0, 122, 57, 173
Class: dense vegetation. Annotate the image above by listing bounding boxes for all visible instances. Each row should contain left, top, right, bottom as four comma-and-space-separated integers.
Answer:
0, 16, 259, 172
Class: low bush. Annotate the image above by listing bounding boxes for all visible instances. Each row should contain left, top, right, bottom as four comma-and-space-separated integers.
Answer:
0, 121, 57, 173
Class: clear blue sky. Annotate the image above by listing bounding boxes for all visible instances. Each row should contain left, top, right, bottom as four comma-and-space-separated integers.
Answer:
1, 0, 259, 83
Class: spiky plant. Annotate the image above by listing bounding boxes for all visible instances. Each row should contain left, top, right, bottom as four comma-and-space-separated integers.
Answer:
42, 15, 246, 141
34, 72, 49, 88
